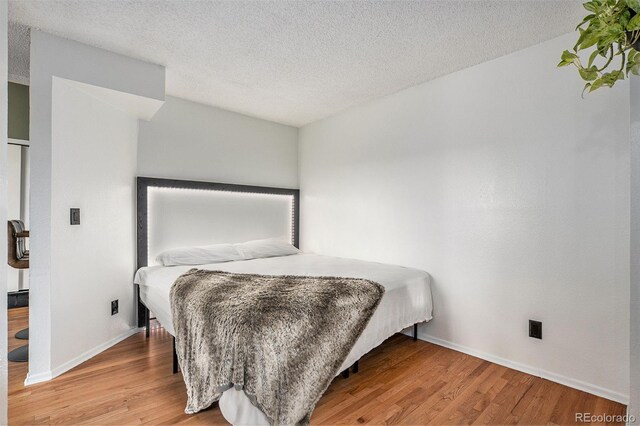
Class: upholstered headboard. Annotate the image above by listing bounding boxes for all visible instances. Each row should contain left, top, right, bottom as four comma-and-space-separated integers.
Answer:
136, 176, 300, 326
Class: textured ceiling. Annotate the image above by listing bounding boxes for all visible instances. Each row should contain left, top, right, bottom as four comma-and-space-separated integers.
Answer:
9, 21, 30, 85
9, 1, 583, 127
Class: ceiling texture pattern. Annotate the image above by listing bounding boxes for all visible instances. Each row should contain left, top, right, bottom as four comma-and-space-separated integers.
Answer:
9, 0, 583, 127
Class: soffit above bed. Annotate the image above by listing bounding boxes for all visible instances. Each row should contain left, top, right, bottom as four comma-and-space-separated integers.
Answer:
9, 0, 583, 127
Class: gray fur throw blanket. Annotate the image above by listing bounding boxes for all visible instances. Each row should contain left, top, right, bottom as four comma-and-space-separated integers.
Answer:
170, 269, 385, 425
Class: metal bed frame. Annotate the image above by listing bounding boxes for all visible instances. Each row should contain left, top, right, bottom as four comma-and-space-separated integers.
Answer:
135, 176, 420, 378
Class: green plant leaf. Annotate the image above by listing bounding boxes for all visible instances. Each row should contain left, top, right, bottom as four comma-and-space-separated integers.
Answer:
561, 50, 579, 62
577, 13, 597, 29
627, 13, 640, 30
601, 70, 624, 86
598, 42, 612, 56
590, 78, 605, 91
579, 66, 599, 80
558, 50, 580, 67
563, 3, 640, 91
588, 49, 600, 67
580, 31, 602, 49
575, 30, 584, 51
620, 10, 632, 27
626, 56, 636, 74
628, 52, 640, 74
597, 38, 613, 54
626, 0, 640, 12
608, 23, 624, 36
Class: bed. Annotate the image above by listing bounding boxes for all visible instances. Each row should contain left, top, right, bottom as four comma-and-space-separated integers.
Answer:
134, 177, 433, 424
135, 252, 432, 424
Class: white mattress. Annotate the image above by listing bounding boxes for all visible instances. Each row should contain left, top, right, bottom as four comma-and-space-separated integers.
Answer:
134, 253, 432, 425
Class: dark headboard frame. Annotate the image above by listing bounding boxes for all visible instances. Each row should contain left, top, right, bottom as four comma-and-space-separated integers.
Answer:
136, 176, 300, 327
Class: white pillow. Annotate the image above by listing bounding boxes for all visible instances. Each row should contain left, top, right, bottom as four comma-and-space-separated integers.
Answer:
156, 243, 243, 266
234, 238, 299, 260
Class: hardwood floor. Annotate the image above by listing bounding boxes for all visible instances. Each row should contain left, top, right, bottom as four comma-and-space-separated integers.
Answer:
8, 307, 626, 425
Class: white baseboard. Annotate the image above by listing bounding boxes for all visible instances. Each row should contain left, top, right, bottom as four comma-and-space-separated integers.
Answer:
24, 327, 140, 386
410, 330, 629, 405
23, 370, 52, 385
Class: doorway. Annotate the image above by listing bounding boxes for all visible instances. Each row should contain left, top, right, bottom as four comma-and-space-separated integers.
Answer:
7, 80, 30, 366
7, 142, 28, 299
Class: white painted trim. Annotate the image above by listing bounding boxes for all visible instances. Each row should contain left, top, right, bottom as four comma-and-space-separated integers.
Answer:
409, 330, 629, 405
8, 138, 29, 146
23, 370, 52, 386
24, 327, 140, 386
8, 74, 29, 86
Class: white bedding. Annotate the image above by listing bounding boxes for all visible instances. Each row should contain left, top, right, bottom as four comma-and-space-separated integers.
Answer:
134, 253, 432, 425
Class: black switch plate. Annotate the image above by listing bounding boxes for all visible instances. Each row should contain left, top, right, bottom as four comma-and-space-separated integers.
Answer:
529, 320, 542, 339
70, 208, 80, 225
111, 300, 119, 316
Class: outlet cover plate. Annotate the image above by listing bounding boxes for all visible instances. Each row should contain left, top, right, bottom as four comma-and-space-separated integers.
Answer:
529, 320, 542, 339
70, 208, 80, 225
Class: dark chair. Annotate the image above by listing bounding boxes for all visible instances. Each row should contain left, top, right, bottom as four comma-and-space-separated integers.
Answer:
7, 220, 29, 269
7, 220, 29, 362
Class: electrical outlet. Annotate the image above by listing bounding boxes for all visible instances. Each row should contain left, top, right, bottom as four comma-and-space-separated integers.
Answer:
111, 300, 119, 316
70, 208, 80, 225
529, 320, 542, 339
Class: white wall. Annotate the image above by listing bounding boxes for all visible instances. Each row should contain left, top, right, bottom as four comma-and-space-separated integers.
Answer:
138, 96, 298, 188
49, 78, 138, 371
0, 2, 9, 422
29, 31, 164, 384
630, 77, 640, 421
299, 33, 630, 402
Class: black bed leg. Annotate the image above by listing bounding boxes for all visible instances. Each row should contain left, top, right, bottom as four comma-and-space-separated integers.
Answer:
352, 360, 359, 374
413, 323, 418, 341
145, 307, 150, 338
172, 337, 179, 374
341, 368, 349, 379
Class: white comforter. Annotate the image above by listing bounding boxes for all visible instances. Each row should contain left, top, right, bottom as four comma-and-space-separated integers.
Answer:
134, 253, 432, 425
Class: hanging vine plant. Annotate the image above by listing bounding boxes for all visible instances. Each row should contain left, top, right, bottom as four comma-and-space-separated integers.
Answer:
559, 0, 640, 94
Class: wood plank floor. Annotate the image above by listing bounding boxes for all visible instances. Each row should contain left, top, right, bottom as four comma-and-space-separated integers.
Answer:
8, 307, 626, 425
